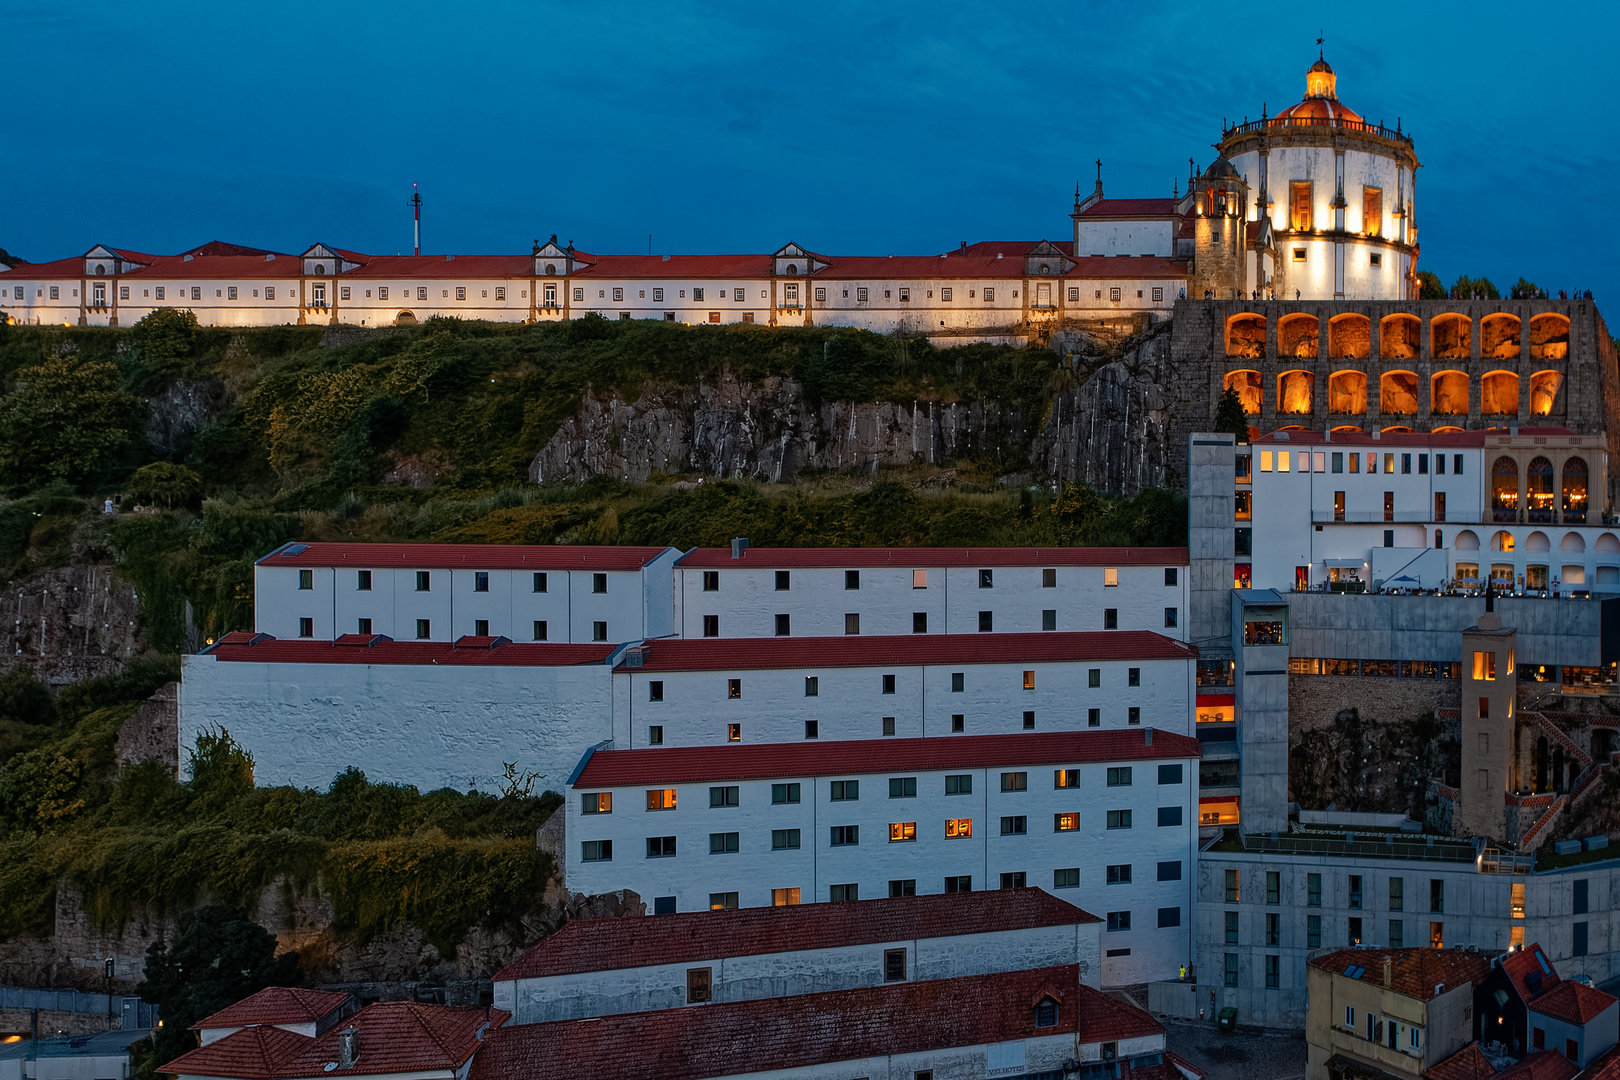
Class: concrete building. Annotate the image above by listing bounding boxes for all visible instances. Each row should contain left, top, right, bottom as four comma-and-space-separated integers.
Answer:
562, 727, 1199, 986
1306, 947, 1491, 1080
490, 889, 1102, 1023
471, 965, 1178, 1080
0, 1031, 152, 1080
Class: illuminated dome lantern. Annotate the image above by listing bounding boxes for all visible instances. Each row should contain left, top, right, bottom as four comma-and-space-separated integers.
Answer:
1218, 56, 1420, 300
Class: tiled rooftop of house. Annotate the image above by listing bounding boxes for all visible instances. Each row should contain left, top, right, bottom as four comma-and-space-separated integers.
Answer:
620, 631, 1198, 672
677, 545, 1189, 568
194, 987, 351, 1029
1309, 947, 1491, 1000
494, 888, 1098, 981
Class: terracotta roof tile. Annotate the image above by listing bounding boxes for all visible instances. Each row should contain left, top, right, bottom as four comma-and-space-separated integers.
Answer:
257, 542, 671, 570
1078, 199, 1179, 218
1494, 1051, 1578, 1080
163, 1026, 313, 1078
573, 726, 1201, 788
344, 255, 535, 279
624, 631, 1196, 673
266, 1002, 506, 1078
1309, 948, 1491, 1001
203, 637, 616, 667
471, 966, 1151, 1080
1501, 944, 1561, 1004
1425, 1042, 1498, 1080
575, 254, 775, 279
1529, 979, 1617, 1025
194, 987, 350, 1030
677, 545, 1188, 569
1065, 255, 1187, 280
494, 888, 1099, 981
1255, 428, 1578, 449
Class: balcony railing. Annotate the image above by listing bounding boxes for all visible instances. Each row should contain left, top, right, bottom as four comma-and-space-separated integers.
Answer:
1310, 509, 1603, 526
1224, 115, 1414, 146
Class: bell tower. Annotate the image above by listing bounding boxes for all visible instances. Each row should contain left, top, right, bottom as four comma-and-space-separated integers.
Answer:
1189, 157, 1249, 301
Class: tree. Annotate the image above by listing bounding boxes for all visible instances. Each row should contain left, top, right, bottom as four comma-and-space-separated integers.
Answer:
131, 308, 200, 379
1214, 386, 1249, 442
0, 355, 147, 486
1450, 274, 1500, 300
1416, 270, 1446, 300
0, 247, 24, 268
137, 906, 299, 1074
127, 462, 203, 509
1508, 277, 1544, 300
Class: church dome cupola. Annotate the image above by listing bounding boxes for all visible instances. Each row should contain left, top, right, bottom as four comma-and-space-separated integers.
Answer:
1306, 57, 1337, 100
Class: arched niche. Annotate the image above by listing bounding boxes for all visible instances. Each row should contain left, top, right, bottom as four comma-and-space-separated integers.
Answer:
1431, 425, 1465, 433
1526, 531, 1551, 552
1380, 371, 1419, 414
1328, 370, 1367, 414
1432, 313, 1472, 360
1455, 529, 1481, 551
1492, 456, 1519, 522
1277, 370, 1315, 414
1329, 313, 1371, 359
1530, 313, 1570, 360
1278, 313, 1319, 359
1380, 314, 1420, 359
1564, 457, 1589, 524
1330, 424, 1364, 433
1225, 370, 1262, 414
1225, 314, 1267, 358
1482, 313, 1522, 360
1481, 370, 1520, 416
1381, 425, 1413, 433
1530, 370, 1563, 416
1431, 370, 1469, 416
395, 310, 418, 326
1562, 532, 1587, 554
1597, 532, 1620, 554
1491, 530, 1516, 552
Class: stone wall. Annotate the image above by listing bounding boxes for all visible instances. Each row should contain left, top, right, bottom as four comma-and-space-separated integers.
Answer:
0, 564, 144, 685
114, 682, 177, 772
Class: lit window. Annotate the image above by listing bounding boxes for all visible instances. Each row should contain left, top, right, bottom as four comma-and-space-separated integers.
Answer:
773, 887, 800, 906
580, 792, 612, 814
1055, 812, 1080, 831
889, 822, 917, 842
1104, 567, 1119, 587
912, 568, 927, 588
646, 788, 676, 810
1023, 670, 1035, 690
945, 817, 973, 838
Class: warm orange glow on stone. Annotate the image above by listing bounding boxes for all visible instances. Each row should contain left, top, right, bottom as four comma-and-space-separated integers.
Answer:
1329, 313, 1370, 359
1380, 314, 1420, 359
1278, 369, 1315, 414
1381, 371, 1419, 414
1431, 370, 1469, 415
1225, 369, 1262, 414
1530, 314, 1570, 360
1328, 370, 1367, 414
1432, 314, 1472, 360
1530, 370, 1563, 416
1278, 313, 1319, 359
1482, 314, 1521, 360
1225, 313, 1267, 358
1481, 370, 1520, 416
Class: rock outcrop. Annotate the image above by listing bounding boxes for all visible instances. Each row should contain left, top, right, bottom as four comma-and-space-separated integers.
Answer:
0, 564, 144, 685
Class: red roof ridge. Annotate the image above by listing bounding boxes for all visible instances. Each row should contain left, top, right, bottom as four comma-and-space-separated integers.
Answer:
622, 631, 1197, 673
194, 987, 351, 1029
1529, 978, 1618, 1024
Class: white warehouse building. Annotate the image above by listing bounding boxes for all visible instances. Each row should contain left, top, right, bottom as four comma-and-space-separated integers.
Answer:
562, 727, 1201, 986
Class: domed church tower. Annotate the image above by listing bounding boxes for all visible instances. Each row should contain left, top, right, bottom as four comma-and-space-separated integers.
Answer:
1219, 56, 1421, 300
1188, 156, 1251, 301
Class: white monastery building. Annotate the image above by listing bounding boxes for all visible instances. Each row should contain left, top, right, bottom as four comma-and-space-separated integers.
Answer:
2, 58, 1416, 336
561, 727, 1200, 986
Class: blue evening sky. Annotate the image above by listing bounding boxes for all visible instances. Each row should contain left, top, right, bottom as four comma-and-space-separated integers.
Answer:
7, 1, 1616, 302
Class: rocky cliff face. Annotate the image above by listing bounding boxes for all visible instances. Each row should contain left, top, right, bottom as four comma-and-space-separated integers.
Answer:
531, 322, 1180, 495
0, 563, 144, 685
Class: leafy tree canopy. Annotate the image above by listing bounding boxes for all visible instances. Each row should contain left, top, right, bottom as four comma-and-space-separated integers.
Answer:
0, 247, 23, 267
1416, 271, 1446, 300
0, 354, 147, 486
130, 308, 200, 380
1214, 386, 1249, 442
1450, 274, 1500, 300
127, 462, 204, 510
1508, 277, 1545, 300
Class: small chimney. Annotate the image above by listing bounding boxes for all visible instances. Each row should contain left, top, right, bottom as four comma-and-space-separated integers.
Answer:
337, 1029, 360, 1069
730, 538, 749, 560
1383, 957, 1393, 988
1372, 428, 1382, 441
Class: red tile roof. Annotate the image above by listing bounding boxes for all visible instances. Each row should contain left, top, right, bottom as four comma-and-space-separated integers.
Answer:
129, 254, 303, 280
1309, 948, 1491, 1001
815, 254, 1028, 280
1494, 1051, 1578, 1080
1530, 979, 1617, 1025
0, 256, 90, 280
344, 255, 535, 279
1581, 1046, 1620, 1080
575, 254, 776, 279
1077, 199, 1180, 218
194, 987, 350, 1030
494, 888, 1098, 981
181, 241, 280, 258
1065, 255, 1187, 280
166, 1002, 508, 1079
203, 637, 616, 667
677, 545, 1188, 568
1425, 1043, 1498, 1080
164, 1025, 313, 1079
622, 631, 1196, 672
1501, 944, 1561, 1004
256, 542, 671, 570
470, 966, 1153, 1080
1254, 427, 1579, 448
573, 726, 1200, 787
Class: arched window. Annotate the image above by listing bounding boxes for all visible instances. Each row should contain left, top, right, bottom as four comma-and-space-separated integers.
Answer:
1563, 457, 1589, 524
1034, 997, 1060, 1028
786, 263, 799, 275
1526, 457, 1554, 523
1224, 370, 1262, 414
1492, 456, 1519, 523
315, 264, 327, 275
94, 263, 106, 275
545, 263, 557, 275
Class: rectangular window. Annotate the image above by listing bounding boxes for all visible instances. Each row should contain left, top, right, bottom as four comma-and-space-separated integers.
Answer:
945, 774, 972, 795
889, 879, 916, 897
1000, 815, 1027, 835
1165, 607, 1178, 628
1153, 287, 1164, 302
945, 817, 973, 838
357, 618, 372, 634
298, 617, 313, 638
413, 571, 431, 592
647, 725, 663, 745
1087, 708, 1100, 727
944, 876, 972, 894
1158, 860, 1182, 881
1054, 868, 1079, 889
1390, 877, 1404, 911
701, 571, 718, 593
1089, 669, 1101, 688
771, 886, 800, 906
191, 286, 202, 300
856, 287, 869, 302
1306, 914, 1321, 948
830, 780, 858, 801
881, 673, 896, 694
415, 618, 430, 639
1067, 286, 1078, 302
1054, 769, 1079, 789
1107, 767, 1132, 787
472, 571, 489, 593
1225, 869, 1240, 903
702, 614, 718, 637
1158, 906, 1181, 928
1430, 879, 1444, 913
883, 948, 907, 982
771, 828, 801, 850
1054, 812, 1081, 831
593, 620, 607, 642
845, 613, 861, 635
1110, 287, 1121, 301
1106, 809, 1132, 829
804, 676, 818, 697
1023, 710, 1036, 730
1106, 864, 1132, 884
951, 671, 965, 693
1158, 764, 1183, 785
1430, 921, 1444, 947
297, 569, 313, 590
882, 716, 896, 735
1290, 182, 1312, 230
830, 825, 858, 846
709, 785, 740, 808
1104, 608, 1118, 629
899, 287, 910, 302
591, 572, 607, 594
829, 883, 858, 902
1363, 187, 1383, 236
771, 782, 801, 804
693, 288, 704, 302
983, 287, 995, 301
1308, 873, 1321, 906
1022, 670, 1035, 690
845, 569, 860, 590
1000, 771, 1028, 792
1158, 806, 1182, 827
580, 792, 612, 814
803, 720, 818, 739
1266, 954, 1280, 988
1107, 911, 1131, 931
612, 287, 624, 301
888, 821, 916, 842
581, 839, 612, 862
1225, 953, 1239, 986
1349, 875, 1363, 909
1575, 879, 1589, 915
914, 611, 929, 633
889, 776, 917, 798
1266, 871, 1280, 904
646, 836, 676, 857
775, 613, 791, 636
531, 620, 547, 641
1041, 609, 1056, 631
646, 787, 676, 810
1266, 912, 1280, 945
1390, 919, 1404, 948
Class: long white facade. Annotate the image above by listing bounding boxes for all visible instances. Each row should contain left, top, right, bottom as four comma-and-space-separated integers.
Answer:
564, 729, 1201, 986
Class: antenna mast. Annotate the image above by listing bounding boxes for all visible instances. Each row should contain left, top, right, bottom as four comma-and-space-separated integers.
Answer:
408, 184, 423, 256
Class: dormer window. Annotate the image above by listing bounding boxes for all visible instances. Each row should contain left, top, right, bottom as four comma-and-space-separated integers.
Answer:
94, 263, 106, 275
786, 263, 799, 275
1034, 997, 1060, 1028
1039, 263, 1050, 275
315, 264, 326, 275
545, 263, 557, 275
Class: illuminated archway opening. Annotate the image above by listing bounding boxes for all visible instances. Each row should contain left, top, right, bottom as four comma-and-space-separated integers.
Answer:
1380, 371, 1419, 414
1492, 456, 1519, 522
1278, 313, 1319, 359
1431, 370, 1469, 416
1490, 530, 1515, 552
1431, 425, 1465, 433
1526, 456, 1554, 523
1564, 458, 1589, 524
1380, 314, 1420, 359
1225, 370, 1262, 414
1530, 313, 1570, 361
1432, 314, 1472, 360
1225, 314, 1267, 358
1381, 425, 1413, 434
1328, 370, 1367, 414
1482, 313, 1522, 360
1277, 370, 1315, 414
1328, 313, 1371, 359
1481, 370, 1520, 416
1530, 370, 1563, 416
